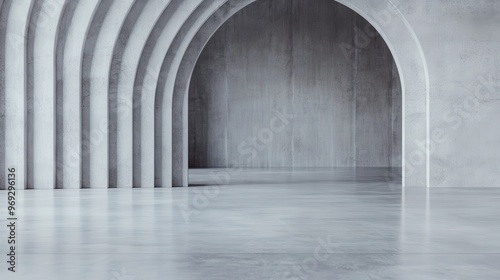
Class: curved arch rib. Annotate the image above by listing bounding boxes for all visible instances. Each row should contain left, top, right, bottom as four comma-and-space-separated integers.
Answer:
134, 0, 204, 188
82, 0, 136, 189
0, 0, 10, 190
111, 0, 172, 189
60, 0, 101, 189
4, 0, 35, 190
157, 0, 229, 187
170, 0, 254, 187
28, 0, 67, 189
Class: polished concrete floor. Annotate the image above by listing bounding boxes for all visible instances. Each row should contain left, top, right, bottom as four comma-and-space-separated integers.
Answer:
1, 168, 500, 280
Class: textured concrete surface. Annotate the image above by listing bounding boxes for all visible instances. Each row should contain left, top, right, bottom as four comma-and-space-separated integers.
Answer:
189, 0, 402, 168
1, 169, 500, 279
0, 0, 8, 192
28, 0, 65, 190
137, 0, 203, 188
3, 0, 32, 190
405, 1, 500, 188
89, 0, 135, 189
110, 0, 170, 189
172, 0, 429, 187
60, 0, 99, 189
164, 0, 230, 187
170, 0, 257, 187
2, 0, 500, 188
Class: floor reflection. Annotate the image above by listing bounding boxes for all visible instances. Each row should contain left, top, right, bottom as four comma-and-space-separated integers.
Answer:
1, 168, 499, 279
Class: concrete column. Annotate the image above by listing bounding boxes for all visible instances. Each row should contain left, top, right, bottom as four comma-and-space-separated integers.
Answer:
112, 0, 170, 188
29, 0, 66, 189
4, 0, 34, 190
163, 0, 228, 187
55, 0, 77, 189
61, 0, 100, 189
109, 1, 147, 188
0, 0, 9, 190
176, 0, 254, 171
87, 0, 135, 189
135, 0, 202, 188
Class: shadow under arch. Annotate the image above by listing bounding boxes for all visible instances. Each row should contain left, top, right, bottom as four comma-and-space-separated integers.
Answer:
170, 0, 430, 188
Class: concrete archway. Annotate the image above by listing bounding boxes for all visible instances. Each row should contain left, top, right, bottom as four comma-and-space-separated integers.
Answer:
168, 0, 430, 188
0, 0, 428, 190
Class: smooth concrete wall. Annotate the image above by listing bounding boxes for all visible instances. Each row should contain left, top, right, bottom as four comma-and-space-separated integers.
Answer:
404, 1, 500, 187
189, 0, 402, 168
407, 0, 500, 187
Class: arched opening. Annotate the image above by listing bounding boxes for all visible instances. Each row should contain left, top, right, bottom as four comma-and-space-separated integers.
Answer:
169, 0, 429, 188
187, 0, 402, 182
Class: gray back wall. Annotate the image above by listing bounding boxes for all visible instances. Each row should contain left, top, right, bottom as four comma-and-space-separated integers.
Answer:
189, 0, 402, 168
